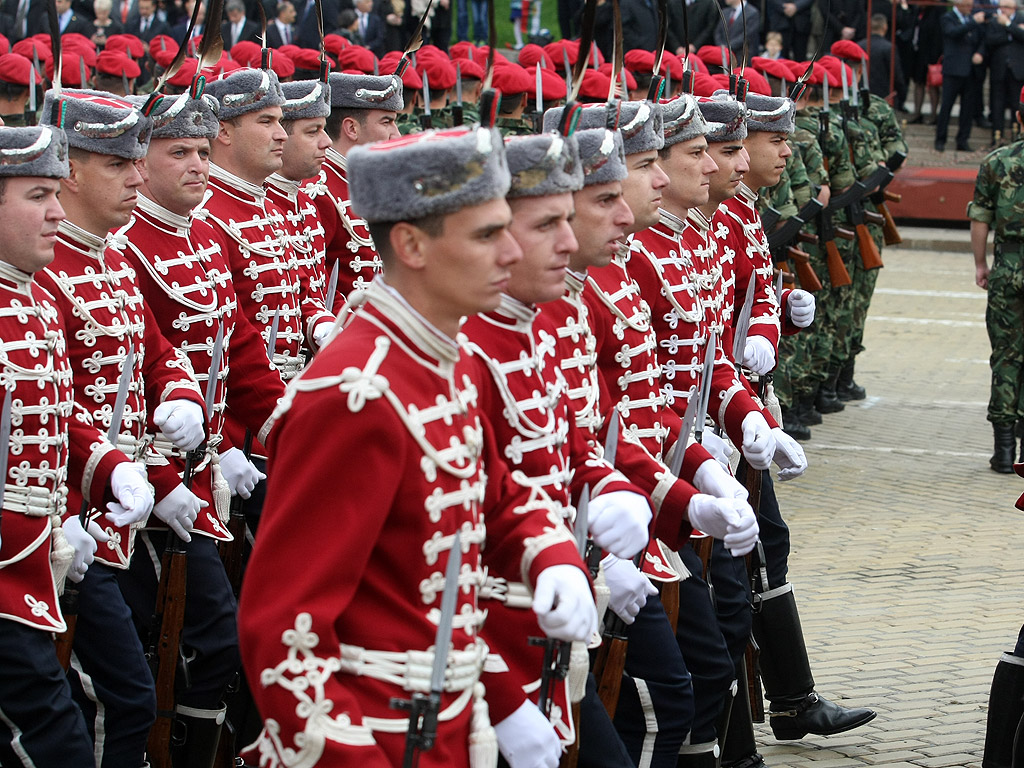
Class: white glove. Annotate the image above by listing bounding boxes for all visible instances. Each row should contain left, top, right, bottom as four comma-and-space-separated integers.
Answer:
153, 483, 206, 542
724, 501, 759, 557
741, 412, 776, 470
532, 564, 598, 643
153, 399, 205, 452
601, 554, 657, 624
587, 490, 652, 560
741, 335, 777, 375
700, 430, 734, 469
787, 289, 816, 328
105, 461, 155, 527
62, 516, 110, 582
692, 459, 748, 501
494, 700, 561, 768
218, 447, 265, 499
312, 321, 334, 349
771, 427, 808, 481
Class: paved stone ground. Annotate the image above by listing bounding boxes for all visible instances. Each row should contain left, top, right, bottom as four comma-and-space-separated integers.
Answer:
753, 241, 1024, 767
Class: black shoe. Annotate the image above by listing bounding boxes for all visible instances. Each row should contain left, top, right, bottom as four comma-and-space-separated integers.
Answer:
836, 360, 866, 401
977, 116, 993, 129
722, 755, 768, 768
991, 423, 1016, 474
797, 395, 822, 425
956, 142, 974, 152
769, 693, 877, 740
814, 370, 846, 414
907, 114, 923, 124
934, 140, 945, 152
782, 407, 811, 441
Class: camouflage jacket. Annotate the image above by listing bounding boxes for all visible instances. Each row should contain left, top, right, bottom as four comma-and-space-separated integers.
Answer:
968, 140, 1024, 246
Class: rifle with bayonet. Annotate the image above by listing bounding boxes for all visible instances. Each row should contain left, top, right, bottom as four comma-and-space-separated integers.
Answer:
146, 325, 223, 768
390, 531, 462, 768
816, 70, 858, 287
762, 204, 822, 292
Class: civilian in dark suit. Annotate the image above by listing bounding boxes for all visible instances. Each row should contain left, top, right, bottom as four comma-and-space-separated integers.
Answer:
126, 0, 169, 40
266, 0, 296, 46
221, 0, 260, 50
353, 0, 385, 56
987, 0, 1024, 139
0, 0, 47, 42
858, 14, 906, 105
169, 0, 204, 41
819, 0, 866, 48
767, 0, 813, 60
620, 0, 658, 53
56, 0, 95, 35
712, 0, 760, 61
667, 0, 717, 55
935, 0, 987, 151
295, 0, 340, 49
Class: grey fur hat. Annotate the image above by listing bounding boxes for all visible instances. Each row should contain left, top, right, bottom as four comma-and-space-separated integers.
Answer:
574, 127, 627, 187
741, 91, 795, 134
281, 79, 331, 121
696, 96, 747, 143
42, 89, 152, 160
127, 92, 220, 140
662, 94, 708, 147
543, 100, 665, 156
328, 72, 403, 113
205, 68, 285, 121
347, 126, 510, 223
505, 133, 583, 199
0, 125, 69, 179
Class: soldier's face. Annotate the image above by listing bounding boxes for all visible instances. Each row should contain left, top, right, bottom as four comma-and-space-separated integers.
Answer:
67, 151, 144, 233
506, 192, 578, 305
661, 136, 719, 211
354, 110, 400, 145
620, 150, 669, 234
743, 131, 791, 189
704, 141, 748, 206
139, 137, 210, 216
281, 117, 330, 182
0, 177, 65, 274
218, 107, 287, 184
569, 181, 633, 272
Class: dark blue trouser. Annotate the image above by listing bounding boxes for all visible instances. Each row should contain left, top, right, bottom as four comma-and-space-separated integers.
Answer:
0, 618, 94, 767
755, 473, 790, 591
68, 564, 156, 768
118, 531, 239, 709
578, 672, 635, 768
614, 592, 694, 767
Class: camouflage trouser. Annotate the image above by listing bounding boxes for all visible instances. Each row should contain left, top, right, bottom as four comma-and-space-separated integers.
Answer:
829, 237, 861, 368
845, 223, 885, 362
987, 244, 1024, 424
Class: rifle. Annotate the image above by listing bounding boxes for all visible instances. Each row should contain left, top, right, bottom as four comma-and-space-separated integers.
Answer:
146, 326, 223, 768
817, 204, 852, 288
871, 189, 903, 246
837, 66, 884, 271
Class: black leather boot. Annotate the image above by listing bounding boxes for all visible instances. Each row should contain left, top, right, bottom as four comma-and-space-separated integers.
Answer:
814, 368, 845, 414
721, 661, 767, 768
752, 584, 875, 741
170, 705, 226, 768
836, 360, 866, 401
983, 654, 1024, 768
991, 423, 1016, 474
796, 394, 822, 426
781, 406, 810, 441
676, 744, 720, 767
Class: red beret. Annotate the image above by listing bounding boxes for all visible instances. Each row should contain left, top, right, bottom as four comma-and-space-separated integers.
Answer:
46, 52, 90, 87
697, 45, 735, 72
817, 55, 854, 88
208, 56, 241, 77
290, 47, 323, 71
690, 71, 720, 97
149, 34, 178, 59
229, 40, 261, 67
96, 49, 141, 78
336, 45, 376, 74
491, 63, 531, 95
323, 34, 349, 57
449, 40, 484, 61
270, 50, 295, 79
793, 60, 823, 85
710, 73, 731, 91
456, 56, 485, 80
153, 48, 177, 69
62, 33, 96, 54
598, 62, 636, 91
742, 68, 771, 95
624, 49, 654, 73
104, 34, 145, 59
278, 44, 303, 58
518, 43, 555, 70
0, 34, 9, 56
830, 40, 868, 61
538, 64, 567, 101
419, 44, 445, 58
380, 53, 422, 91
417, 54, 457, 90
751, 56, 793, 81
578, 68, 612, 101
165, 57, 198, 86
11, 38, 52, 66
0, 53, 41, 86
545, 39, 579, 71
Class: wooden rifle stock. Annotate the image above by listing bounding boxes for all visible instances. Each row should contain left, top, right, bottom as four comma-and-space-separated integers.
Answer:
592, 623, 629, 719
835, 226, 855, 241
795, 231, 818, 246
788, 246, 823, 292
775, 261, 796, 289
560, 701, 583, 768
855, 223, 883, 270
824, 239, 852, 287
876, 200, 902, 246
220, 430, 253, 596
862, 210, 885, 227
53, 590, 78, 670
740, 456, 765, 724
884, 190, 901, 204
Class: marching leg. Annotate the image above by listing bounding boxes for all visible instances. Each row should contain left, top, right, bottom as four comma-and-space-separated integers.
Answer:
984, 652, 1024, 768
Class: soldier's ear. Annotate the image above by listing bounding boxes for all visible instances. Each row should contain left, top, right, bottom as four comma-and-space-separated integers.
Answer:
389, 221, 427, 270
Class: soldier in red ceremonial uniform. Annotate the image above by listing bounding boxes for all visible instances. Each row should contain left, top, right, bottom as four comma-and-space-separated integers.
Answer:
36, 89, 211, 768
302, 72, 402, 310
0, 124, 142, 767
461, 132, 656, 765
117, 86, 288, 763
239, 126, 599, 768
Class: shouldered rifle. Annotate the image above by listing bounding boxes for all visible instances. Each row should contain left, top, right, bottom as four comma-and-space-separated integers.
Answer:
870, 188, 903, 245
391, 531, 462, 768
146, 325, 223, 768
760, 205, 782, 232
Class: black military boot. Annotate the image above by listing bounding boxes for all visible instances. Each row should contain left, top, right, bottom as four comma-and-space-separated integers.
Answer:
814, 368, 845, 415
796, 394, 822, 426
752, 584, 876, 741
991, 423, 1016, 474
836, 359, 866, 401
721, 661, 767, 768
781, 405, 810, 441
983, 654, 1024, 768
170, 705, 226, 768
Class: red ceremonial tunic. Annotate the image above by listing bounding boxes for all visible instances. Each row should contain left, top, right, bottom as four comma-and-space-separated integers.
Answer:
36, 221, 204, 565
118, 194, 285, 540
302, 147, 382, 311
461, 294, 638, 740
0, 261, 127, 632
238, 279, 585, 768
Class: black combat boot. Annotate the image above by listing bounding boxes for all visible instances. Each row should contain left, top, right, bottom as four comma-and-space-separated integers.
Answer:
814, 368, 845, 414
836, 359, 866, 401
796, 394, 822, 426
752, 584, 876, 741
781, 406, 810, 441
983, 654, 1024, 768
170, 705, 226, 768
991, 423, 1016, 474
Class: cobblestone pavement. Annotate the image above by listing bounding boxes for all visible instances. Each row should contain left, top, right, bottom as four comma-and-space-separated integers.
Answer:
755, 242, 1023, 767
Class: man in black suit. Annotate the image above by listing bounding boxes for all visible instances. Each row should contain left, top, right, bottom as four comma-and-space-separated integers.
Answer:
620, 0, 658, 53
767, 0, 813, 60
858, 13, 906, 105
126, 0, 169, 40
293, 0, 339, 49
935, 0, 987, 151
169, 0, 205, 42
353, 0, 384, 56
667, 0, 717, 55
221, 0, 260, 51
712, 0, 760, 61
819, 0, 866, 48
1, 0, 47, 41
987, 0, 1024, 141
266, 0, 296, 46
56, 0, 95, 35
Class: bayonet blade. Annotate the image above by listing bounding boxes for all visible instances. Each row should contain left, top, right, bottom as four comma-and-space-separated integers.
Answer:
676, 385, 700, 468
822, 70, 829, 112
422, 69, 432, 116
574, 485, 590, 557
456, 62, 463, 106
602, 408, 619, 468
694, 332, 717, 442
774, 269, 783, 304
839, 57, 849, 102
0, 389, 13, 517
107, 343, 135, 445
731, 277, 756, 364
267, 308, 281, 358
325, 260, 340, 314
431, 531, 463, 694
535, 62, 543, 113
204, 324, 225, 424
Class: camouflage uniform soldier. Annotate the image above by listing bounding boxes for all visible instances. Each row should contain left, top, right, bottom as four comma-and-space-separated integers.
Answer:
967, 85, 1024, 473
